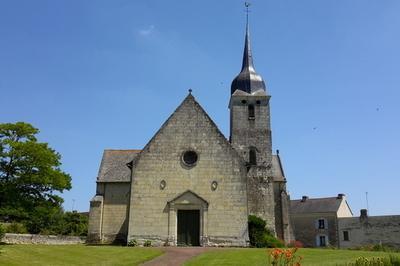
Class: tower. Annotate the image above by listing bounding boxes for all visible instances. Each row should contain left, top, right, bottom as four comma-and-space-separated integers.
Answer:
229, 8, 294, 243
229, 10, 272, 169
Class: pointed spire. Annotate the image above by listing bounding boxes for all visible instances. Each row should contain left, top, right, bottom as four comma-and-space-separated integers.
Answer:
231, 2, 267, 95
241, 3, 254, 71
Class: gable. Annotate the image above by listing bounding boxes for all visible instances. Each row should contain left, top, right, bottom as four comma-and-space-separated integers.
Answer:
168, 190, 209, 207
337, 199, 353, 217
133, 93, 244, 169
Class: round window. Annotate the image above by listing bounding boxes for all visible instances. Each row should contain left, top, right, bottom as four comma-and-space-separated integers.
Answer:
182, 150, 198, 166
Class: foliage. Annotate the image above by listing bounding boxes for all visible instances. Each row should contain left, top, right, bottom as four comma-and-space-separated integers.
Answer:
350, 244, 400, 253
5, 222, 28, 234
127, 239, 138, 247
0, 223, 5, 241
338, 255, 400, 266
0, 245, 164, 266
144, 240, 152, 247
248, 215, 284, 248
0, 122, 71, 223
57, 211, 88, 236
24, 205, 64, 234
267, 248, 303, 266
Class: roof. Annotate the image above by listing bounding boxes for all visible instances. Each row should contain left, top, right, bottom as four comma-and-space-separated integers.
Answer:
271, 155, 285, 181
97, 149, 141, 182
290, 197, 344, 214
231, 14, 266, 95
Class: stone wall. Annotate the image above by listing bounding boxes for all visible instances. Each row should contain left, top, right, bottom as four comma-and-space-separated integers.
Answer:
229, 94, 272, 167
2, 233, 85, 245
291, 212, 338, 247
127, 95, 249, 247
339, 210, 400, 248
88, 182, 130, 244
247, 167, 275, 231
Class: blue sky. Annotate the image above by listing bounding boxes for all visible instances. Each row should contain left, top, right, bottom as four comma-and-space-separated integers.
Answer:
1, 0, 399, 215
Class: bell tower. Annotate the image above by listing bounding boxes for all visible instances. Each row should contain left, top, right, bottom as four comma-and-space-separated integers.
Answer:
229, 8, 272, 170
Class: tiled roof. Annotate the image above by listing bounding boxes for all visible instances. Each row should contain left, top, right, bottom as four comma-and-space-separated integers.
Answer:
290, 197, 343, 214
97, 149, 141, 182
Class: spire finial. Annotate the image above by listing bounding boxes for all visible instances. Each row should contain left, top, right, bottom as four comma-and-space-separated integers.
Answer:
188, 88, 192, 94
230, 2, 267, 95
245, 2, 251, 29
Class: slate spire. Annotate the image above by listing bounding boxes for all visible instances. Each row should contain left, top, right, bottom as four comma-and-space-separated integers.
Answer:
231, 4, 267, 95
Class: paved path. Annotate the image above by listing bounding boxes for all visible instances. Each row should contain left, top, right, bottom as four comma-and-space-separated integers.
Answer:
141, 247, 212, 266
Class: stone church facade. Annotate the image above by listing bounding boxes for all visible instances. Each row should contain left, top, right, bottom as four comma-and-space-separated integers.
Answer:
88, 20, 294, 247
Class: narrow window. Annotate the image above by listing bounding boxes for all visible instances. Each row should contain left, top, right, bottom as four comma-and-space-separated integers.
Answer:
249, 148, 257, 165
319, 235, 326, 247
248, 104, 255, 119
318, 219, 325, 229
343, 231, 349, 241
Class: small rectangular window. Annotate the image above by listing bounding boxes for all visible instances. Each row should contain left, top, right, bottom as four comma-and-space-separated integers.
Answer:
248, 105, 255, 119
343, 231, 349, 241
318, 219, 325, 229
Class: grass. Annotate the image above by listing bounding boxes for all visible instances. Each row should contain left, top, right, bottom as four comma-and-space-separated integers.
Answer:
0, 244, 163, 266
184, 248, 400, 266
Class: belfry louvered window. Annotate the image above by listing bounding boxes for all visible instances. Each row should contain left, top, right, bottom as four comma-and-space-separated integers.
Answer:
248, 104, 255, 119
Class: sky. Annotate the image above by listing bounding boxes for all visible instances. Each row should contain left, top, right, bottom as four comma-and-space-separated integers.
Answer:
0, 0, 399, 215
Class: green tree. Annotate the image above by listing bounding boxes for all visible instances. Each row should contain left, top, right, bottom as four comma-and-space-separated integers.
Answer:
0, 122, 71, 224
58, 211, 88, 236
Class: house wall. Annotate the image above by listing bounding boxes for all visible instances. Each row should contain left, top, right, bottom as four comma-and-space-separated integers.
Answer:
339, 214, 400, 249
291, 212, 338, 247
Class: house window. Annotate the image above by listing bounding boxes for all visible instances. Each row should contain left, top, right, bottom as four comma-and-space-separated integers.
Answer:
343, 231, 349, 241
249, 147, 256, 165
319, 235, 326, 247
248, 104, 255, 119
318, 219, 326, 229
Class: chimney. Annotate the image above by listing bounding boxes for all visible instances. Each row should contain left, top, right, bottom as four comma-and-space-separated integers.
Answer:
360, 209, 368, 218
301, 196, 309, 202
337, 193, 345, 199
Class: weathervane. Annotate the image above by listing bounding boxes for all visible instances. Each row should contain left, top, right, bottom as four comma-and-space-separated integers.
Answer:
245, 2, 251, 25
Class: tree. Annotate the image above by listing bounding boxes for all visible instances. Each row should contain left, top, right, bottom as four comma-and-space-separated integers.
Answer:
0, 122, 71, 223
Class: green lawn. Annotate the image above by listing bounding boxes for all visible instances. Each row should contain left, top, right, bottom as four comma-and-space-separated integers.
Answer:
184, 248, 399, 266
0, 244, 163, 266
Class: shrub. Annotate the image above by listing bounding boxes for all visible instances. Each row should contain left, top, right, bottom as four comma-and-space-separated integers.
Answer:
144, 240, 152, 247
0, 224, 5, 241
5, 222, 28, 234
350, 244, 399, 253
338, 255, 400, 266
127, 239, 138, 247
287, 240, 304, 248
248, 215, 284, 248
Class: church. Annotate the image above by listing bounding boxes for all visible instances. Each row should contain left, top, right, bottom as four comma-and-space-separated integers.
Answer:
88, 17, 294, 247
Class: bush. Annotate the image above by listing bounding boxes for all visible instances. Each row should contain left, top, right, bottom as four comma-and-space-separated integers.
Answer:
127, 239, 138, 247
338, 255, 400, 266
350, 244, 399, 253
0, 224, 5, 241
248, 215, 284, 248
144, 240, 152, 247
287, 240, 304, 248
5, 222, 28, 234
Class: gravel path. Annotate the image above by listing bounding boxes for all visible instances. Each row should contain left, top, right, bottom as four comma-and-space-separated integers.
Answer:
140, 247, 212, 266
